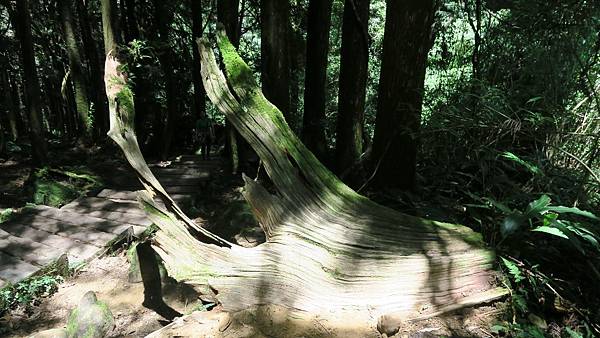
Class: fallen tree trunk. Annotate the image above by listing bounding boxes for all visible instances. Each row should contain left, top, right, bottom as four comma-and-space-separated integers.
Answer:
103, 28, 504, 328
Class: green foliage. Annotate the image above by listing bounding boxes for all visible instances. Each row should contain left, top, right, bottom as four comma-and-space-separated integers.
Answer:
484, 194, 600, 255
0, 209, 13, 224
32, 169, 79, 207
490, 322, 546, 338
0, 275, 64, 314
30, 167, 103, 208
501, 152, 543, 176
501, 257, 524, 283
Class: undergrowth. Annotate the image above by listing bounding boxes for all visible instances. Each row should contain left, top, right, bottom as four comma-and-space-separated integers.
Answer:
29, 167, 104, 207
413, 116, 600, 337
0, 275, 64, 316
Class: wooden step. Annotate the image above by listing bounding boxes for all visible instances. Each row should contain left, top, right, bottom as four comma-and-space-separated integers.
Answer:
0, 251, 40, 283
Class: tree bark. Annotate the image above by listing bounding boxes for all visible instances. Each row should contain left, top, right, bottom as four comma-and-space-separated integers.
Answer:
153, 1, 179, 160
101, 0, 120, 55
77, 0, 109, 138
59, 0, 92, 139
101, 27, 503, 332
191, 0, 206, 119
335, 0, 370, 175
218, 0, 242, 174
302, 0, 333, 162
371, 0, 436, 191
260, 0, 291, 121
1, 70, 19, 141
218, 0, 240, 46
14, 0, 48, 165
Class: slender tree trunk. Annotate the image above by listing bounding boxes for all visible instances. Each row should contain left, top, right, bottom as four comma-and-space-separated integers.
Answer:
46, 73, 66, 137
59, 0, 92, 139
371, 0, 436, 191
218, 0, 242, 173
302, 0, 333, 162
1, 70, 19, 141
260, 0, 291, 120
218, 0, 240, 46
14, 0, 48, 165
101, 0, 120, 55
121, 0, 153, 151
153, 1, 178, 160
77, 0, 109, 138
335, 0, 370, 175
288, 23, 304, 133
191, 0, 206, 120
9, 75, 26, 137
124, 0, 140, 39
119, 0, 131, 43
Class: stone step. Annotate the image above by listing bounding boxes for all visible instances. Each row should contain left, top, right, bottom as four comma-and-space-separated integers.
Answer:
96, 190, 191, 206
61, 197, 146, 216
6, 214, 117, 247
22, 205, 140, 235
2, 219, 101, 265
0, 229, 61, 266
177, 154, 220, 161
0, 251, 40, 284
84, 209, 151, 227
149, 167, 214, 176
107, 175, 210, 187
107, 185, 202, 194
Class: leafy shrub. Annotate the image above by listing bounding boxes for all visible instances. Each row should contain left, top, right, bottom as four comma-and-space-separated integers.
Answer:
0, 275, 64, 315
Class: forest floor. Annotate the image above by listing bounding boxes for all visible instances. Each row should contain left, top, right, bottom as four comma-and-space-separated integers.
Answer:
4, 142, 577, 337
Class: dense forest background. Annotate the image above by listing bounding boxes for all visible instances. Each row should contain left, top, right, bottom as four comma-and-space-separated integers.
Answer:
1, 0, 600, 336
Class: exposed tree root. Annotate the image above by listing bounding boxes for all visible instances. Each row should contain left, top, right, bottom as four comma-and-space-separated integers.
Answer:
103, 29, 504, 327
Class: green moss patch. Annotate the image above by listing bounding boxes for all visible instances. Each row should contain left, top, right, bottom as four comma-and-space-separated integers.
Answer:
30, 167, 104, 208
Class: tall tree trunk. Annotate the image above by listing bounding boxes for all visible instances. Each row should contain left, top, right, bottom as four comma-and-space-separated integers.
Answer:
1, 70, 19, 141
77, 0, 109, 138
191, 0, 206, 119
335, 0, 370, 175
121, 0, 154, 151
260, 0, 291, 121
154, 1, 178, 160
218, 0, 242, 174
59, 0, 92, 139
218, 0, 240, 46
371, 0, 436, 191
288, 22, 304, 133
119, 0, 131, 43
101, 0, 120, 55
9, 75, 26, 137
302, 0, 333, 162
123, 0, 140, 39
14, 0, 48, 165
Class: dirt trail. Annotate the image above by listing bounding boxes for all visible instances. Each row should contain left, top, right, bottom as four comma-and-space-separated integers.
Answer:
3, 254, 199, 337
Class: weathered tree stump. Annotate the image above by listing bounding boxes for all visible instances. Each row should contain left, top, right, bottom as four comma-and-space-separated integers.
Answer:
103, 28, 505, 328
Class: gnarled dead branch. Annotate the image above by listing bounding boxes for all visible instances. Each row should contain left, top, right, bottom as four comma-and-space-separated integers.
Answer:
103, 28, 505, 328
